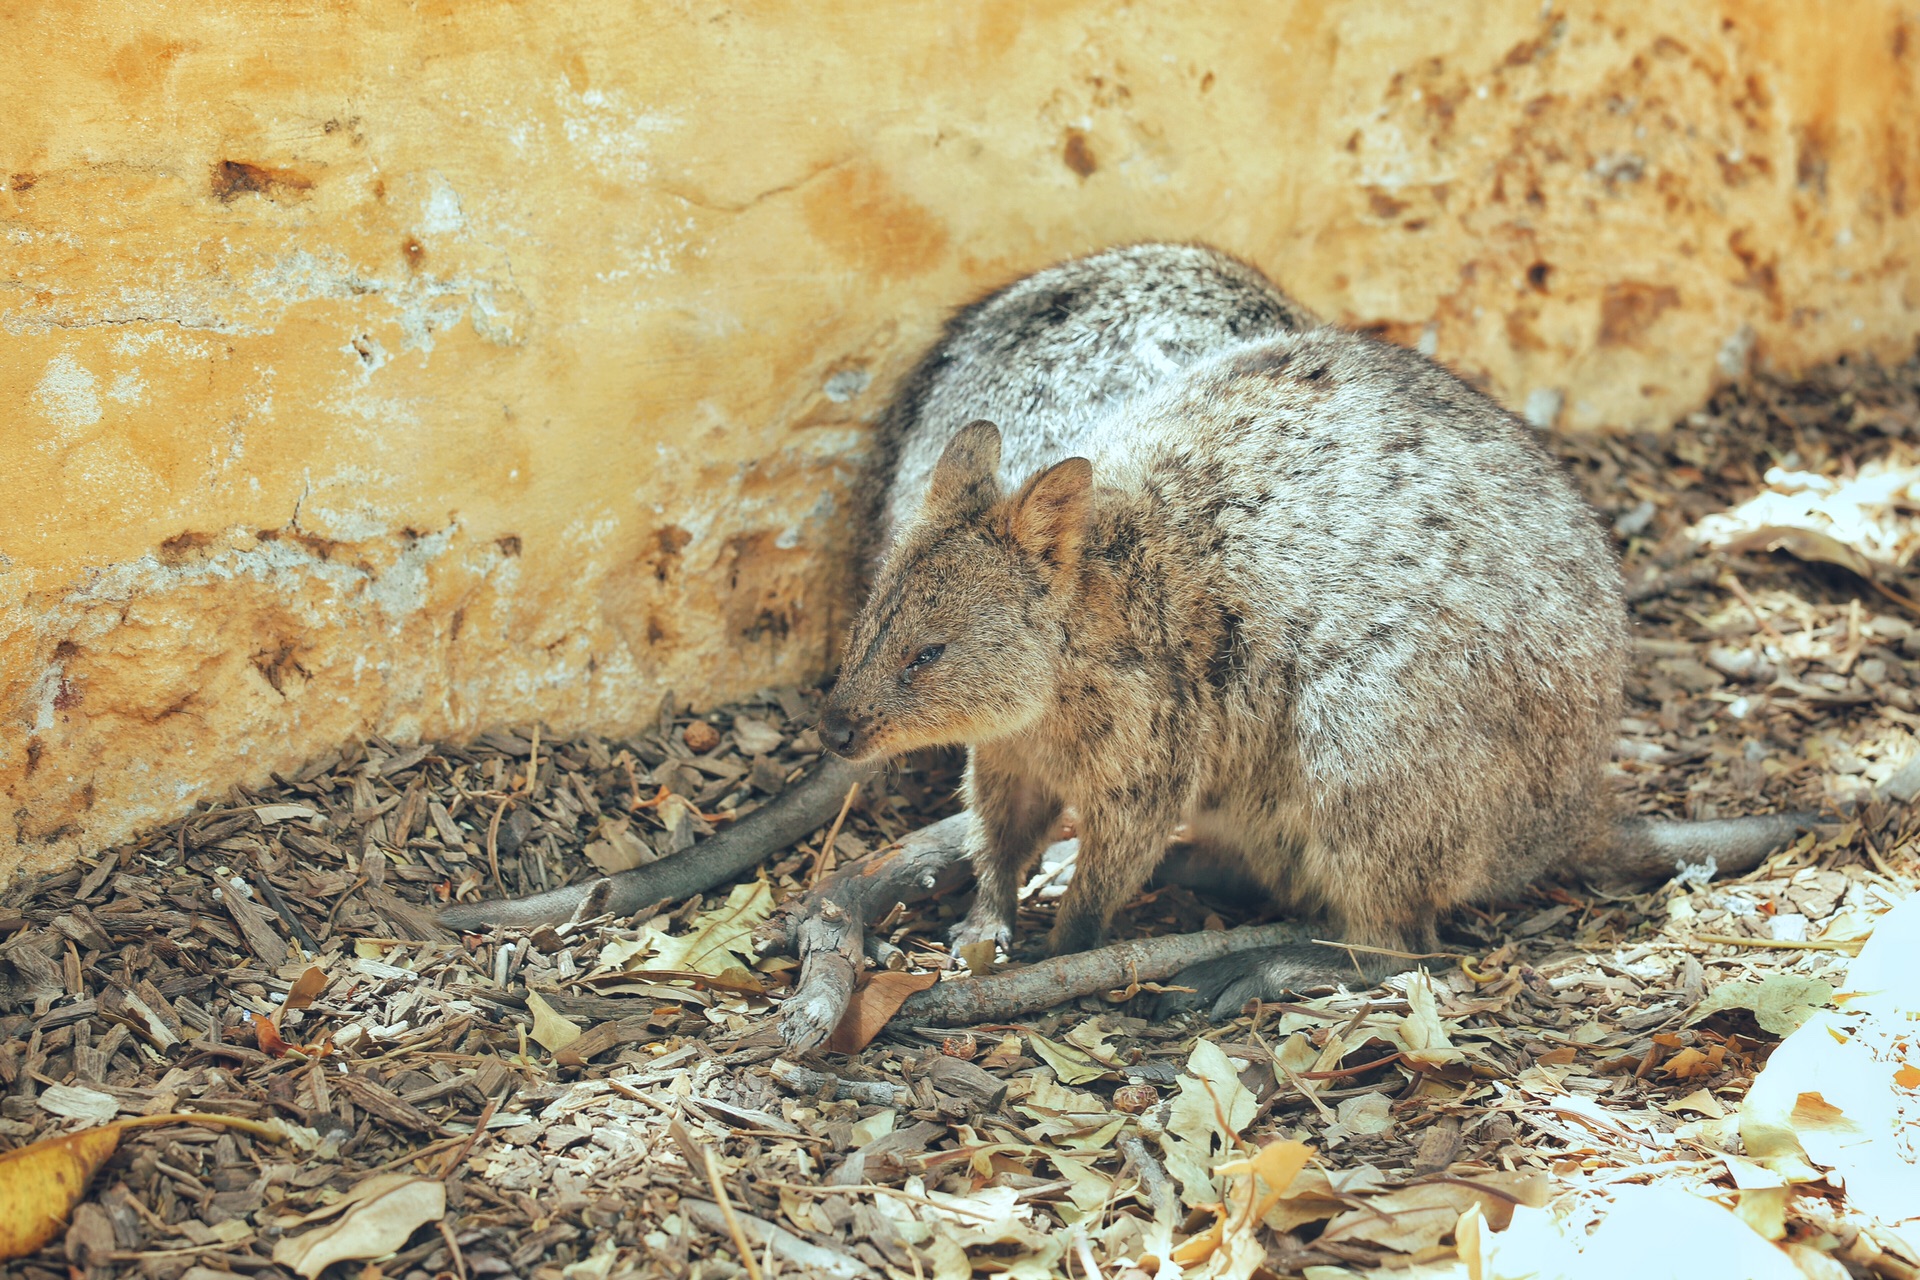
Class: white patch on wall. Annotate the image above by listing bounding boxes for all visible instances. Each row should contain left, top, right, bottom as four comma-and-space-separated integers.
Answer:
1524, 387, 1565, 430
33, 352, 103, 445
107, 370, 148, 405
558, 83, 682, 183
420, 173, 467, 235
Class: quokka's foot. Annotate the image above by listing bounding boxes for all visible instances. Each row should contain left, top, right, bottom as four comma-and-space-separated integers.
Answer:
948, 911, 1013, 970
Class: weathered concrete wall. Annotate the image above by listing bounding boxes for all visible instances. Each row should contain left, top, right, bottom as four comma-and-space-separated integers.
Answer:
4, 0, 1918, 879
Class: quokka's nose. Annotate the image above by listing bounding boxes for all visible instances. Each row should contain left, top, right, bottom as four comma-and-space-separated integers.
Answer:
819, 710, 857, 756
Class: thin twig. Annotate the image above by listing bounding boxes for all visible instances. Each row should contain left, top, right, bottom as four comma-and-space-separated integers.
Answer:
436, 1096, 500, 1178
808, 780, 863, 888
1690, 933, 1864, 954
705, 1149, 764, 1280
1308, 939, 1469, 961
761, 1180, 1003, 1223
438, 1219, 469, 1280
485, 797, 510, 894
1298, 1052, 1406, 1081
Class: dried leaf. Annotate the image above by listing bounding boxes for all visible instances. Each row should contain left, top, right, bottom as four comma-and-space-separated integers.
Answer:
635, 878, 773, 976
0, 1124, 121, 1260
1322, 1174, 1539, 1252
1162, 1040, 1258, 1205
827, 969, 939, 1054
1663, 1087, 1729, 1119
253, 1014, 292, 1057
526, 990, 583, 1053
283, 965, 329, 1012
1396, 973, 1463, 1067
583, 816, 654, 874
1026, 1031, 1109, 1085
271, 1176, 446, 1278
1691, 973, 1834, 1036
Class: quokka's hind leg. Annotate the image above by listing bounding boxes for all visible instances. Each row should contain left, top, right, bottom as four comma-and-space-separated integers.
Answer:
950, 748, 1063, 961
1047, 788, 1188, 956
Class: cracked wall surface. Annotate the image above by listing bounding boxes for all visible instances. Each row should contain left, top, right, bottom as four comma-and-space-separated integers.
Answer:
4, 1, 1919, 879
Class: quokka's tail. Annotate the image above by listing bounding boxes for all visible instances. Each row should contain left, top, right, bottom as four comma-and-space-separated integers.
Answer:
1588, 811, 1826, 887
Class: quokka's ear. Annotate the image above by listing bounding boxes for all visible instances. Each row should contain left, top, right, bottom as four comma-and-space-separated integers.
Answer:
924, 420, 1004, 521
1009, 457, 1093, 577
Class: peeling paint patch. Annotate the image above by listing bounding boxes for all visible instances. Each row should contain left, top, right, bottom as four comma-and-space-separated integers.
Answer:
420, 173, 467, 234
107, 369, 148, 405
33, 352, 103, 442
558, 83, 681, 183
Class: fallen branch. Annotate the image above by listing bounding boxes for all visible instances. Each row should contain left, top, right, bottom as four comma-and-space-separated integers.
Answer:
439, 754, 880, 932
769, 1058, 910, 1106
766, 812, 976, 1050
898, 921, 1311, 1026
768, 815, 1283, 1044
761, 811, 975, 954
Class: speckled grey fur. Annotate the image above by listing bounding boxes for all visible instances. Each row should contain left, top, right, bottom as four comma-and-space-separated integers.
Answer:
827, 242, 1814, 1020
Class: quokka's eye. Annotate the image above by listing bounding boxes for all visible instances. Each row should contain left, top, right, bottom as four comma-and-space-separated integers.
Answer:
907, 644, 945, 671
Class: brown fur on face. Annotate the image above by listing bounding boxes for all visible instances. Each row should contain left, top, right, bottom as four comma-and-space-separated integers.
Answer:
821, 422, 1093, 762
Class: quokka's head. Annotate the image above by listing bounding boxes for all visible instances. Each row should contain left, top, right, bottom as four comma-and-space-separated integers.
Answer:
820, 420, 1092, 762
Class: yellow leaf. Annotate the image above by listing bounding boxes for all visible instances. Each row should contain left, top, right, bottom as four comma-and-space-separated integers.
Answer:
0, 1124, 121, 1260
526, 990, 583, 1053
1894, 1064, 1920, 1089
1457, 1201, 1486, 1280
1661, 1088, 1728, 1119
283, 965, 330, 1013
1219, 1138, 1314, 1227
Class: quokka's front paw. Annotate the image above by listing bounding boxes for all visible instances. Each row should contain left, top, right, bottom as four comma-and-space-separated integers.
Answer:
948, 911, 1013, 970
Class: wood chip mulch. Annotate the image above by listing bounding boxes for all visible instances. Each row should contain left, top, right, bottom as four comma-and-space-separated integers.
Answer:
5, 347, 1920, 1280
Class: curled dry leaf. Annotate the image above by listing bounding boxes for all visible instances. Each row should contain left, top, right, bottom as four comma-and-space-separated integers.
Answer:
253, 1013, 292, 1057
0, 1124, 121, 1261
282, 965, 329, 1013
527, 990, 584, 1053
1173, 1140, 1315, 1277
271, 1176, 446, 1278
826, 969, 939, 1054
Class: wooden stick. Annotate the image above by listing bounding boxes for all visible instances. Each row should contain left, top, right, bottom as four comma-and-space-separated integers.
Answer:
703, 1150, 764, 1280
769, 1058, 910, 1106
899, 921, 1311, 1025
808, 780, 863, 887
763, 811, 975, 954
682, 1200, 875, 1280
440, 754, 881, 931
